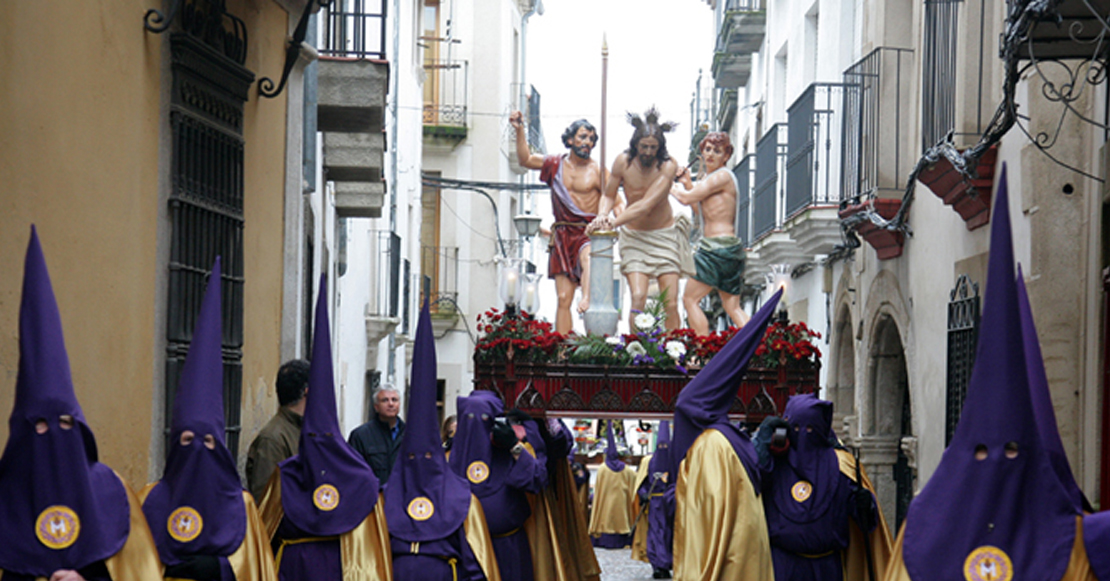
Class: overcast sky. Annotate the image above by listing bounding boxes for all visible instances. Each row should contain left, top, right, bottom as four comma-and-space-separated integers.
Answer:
525, 0, 717, 164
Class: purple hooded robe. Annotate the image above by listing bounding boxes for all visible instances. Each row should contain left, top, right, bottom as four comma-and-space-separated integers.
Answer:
386, 302, 488, 580
0, 228, 132, 580
142, 258, 245, 581
274, 276, 381, 580
899, 166, 1080, 580
450, 390, 546, 580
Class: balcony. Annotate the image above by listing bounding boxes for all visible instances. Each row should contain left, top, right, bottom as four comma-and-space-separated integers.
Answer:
841, 48, 915, 201
711, 0, 766, 88
365, 230, 401, 355
424, 59, 470, 145
750, 123, 807, 267
718, 88, 738, 131
422, 245, 461, 334
733, 153, 768, 287
783, 83, 851, 256
318, 1, 389, 218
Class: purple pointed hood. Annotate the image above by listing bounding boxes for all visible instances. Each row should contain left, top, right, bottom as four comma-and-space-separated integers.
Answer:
0, 227, 130, 576
769, 393, 840, 523
604, 420, 625, 472
279, 276, 379, 536
672, 289, 782, 488
1016, 266, 1089, 512
385, 301, 471, 541
646, 421, 671, 479
143, 258, 246, 565
902, 165, 1078, 581
449, 390, 507, 497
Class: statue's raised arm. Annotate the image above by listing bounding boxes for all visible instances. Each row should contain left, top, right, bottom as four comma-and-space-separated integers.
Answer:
512, 111, 604, 335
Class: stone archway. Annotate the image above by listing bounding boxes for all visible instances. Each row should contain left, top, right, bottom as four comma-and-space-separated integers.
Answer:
864, 314, 913, 530
828, 303, 856, 439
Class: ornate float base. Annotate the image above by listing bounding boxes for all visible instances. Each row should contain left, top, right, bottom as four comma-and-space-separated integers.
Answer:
473, 360, 819, 424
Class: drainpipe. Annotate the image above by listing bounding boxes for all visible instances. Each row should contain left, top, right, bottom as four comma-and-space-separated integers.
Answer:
519, 0, 544, 264
387, 0, 402, 384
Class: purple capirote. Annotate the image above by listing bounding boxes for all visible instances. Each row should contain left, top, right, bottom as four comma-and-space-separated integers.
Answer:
644, 420, 674, 570
671, 289, 782, 490
1016, 265, 1090, 513
279, 275, 379, 537
604, 419, 625, 472
901, 165, 1079, 580
384, 300, 471, 544
0, 227, 130, 577
142, 257, 246, 573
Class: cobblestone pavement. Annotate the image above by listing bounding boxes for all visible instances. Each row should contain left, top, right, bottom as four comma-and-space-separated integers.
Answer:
593, 547, 658, 581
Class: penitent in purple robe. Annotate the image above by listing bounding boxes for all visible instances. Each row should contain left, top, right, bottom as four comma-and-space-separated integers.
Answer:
386, 301, 487, 580
0, 228, 131, 580
450, 390, 547, 580
898, 166, 1081, 581
761, 394, 876, 581
642, 421, 674, 570
141, 258, 242, 581
275, 276, 381, 579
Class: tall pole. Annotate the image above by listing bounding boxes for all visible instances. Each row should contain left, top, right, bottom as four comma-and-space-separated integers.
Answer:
585, 35, 619, 336
600, 35, 608, 194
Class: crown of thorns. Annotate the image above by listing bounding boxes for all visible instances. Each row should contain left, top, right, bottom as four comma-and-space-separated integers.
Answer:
627, 106, 677, 132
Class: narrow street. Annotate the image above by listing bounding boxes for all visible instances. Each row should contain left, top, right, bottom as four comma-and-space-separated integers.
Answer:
593, 547, 656, 581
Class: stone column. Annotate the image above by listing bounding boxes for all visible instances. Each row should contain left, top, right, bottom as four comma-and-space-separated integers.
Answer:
583, 231, 620, 336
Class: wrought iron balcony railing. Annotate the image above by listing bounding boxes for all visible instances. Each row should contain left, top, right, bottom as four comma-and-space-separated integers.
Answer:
785, 83, 851, 218
752, 123, 788, 241
424, 60, 469, 129
421, 245, 459, 313
734, 153, 755, 245
841, 47, 914, 201
322, 0, 387, 59
368, 230, 401, 318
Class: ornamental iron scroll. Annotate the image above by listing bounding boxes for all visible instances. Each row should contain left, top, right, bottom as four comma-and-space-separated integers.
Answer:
146, 0, 248, 66
260, 0, 332, 98
841, 0, 1110, 241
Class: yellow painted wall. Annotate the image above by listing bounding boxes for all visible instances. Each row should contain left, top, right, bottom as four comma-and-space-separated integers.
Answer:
0, 0, 290, 490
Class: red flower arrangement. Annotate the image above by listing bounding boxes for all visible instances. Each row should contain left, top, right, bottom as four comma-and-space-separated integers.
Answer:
752, 320, 822, 368
474, 308, 564, 363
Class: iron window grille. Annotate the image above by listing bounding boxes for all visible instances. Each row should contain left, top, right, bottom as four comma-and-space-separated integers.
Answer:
841, 47, 915, 201
165, 32, 254, 458
785, 83, 851, 218
945, 274, 980, 445
321, 0, 387, 59
752, 123, 788, 241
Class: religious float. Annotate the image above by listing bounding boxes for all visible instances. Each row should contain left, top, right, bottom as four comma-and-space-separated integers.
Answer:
471, 304, 822, 426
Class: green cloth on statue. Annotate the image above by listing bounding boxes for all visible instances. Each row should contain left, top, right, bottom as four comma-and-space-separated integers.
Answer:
693, 236, 745, 295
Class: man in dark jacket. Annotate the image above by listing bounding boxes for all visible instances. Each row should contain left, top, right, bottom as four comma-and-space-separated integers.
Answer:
348, 385, 406, 482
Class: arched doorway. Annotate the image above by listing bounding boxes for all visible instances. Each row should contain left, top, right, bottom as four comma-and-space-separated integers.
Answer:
867, 315, 914, 530
830, 304, 856, 437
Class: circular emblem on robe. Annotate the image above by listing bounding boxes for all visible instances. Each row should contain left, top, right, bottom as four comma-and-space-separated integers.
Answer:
964, 546, 1013, 581
167, 506, 204, 543
467, 461, 490, 484
35, 505, 80, 549
407, 497, 435, 521
313, 484, 340, 511
791, 480, 813, 502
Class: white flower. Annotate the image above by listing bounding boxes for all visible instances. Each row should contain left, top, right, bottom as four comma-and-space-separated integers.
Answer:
626, 342, 647, 356
633, 313, 656, 331
605, 336, 623, 346
665, 340, 687, 359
